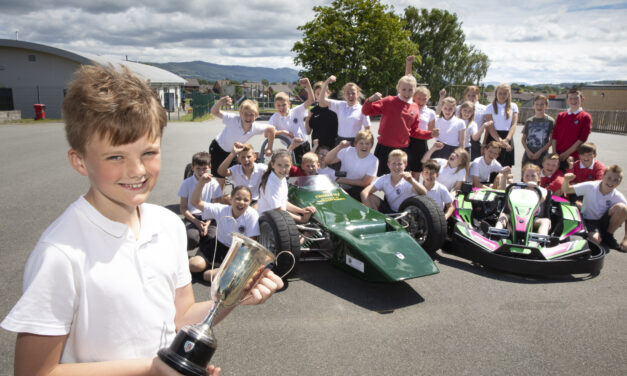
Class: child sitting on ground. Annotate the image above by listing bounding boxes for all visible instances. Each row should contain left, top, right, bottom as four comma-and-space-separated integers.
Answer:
421, 159, 455, 219
257, 149, 317, 223
190, 180, 260, 281
540, 153, 565, 196
470, 141, 509, 188
421, 142, 470, 193
495, 163, 551, 236
567, 142, 605, 183
521, 94, 554, 168
361, 149, 427, 213
178, 151, 223, 253
210, 96, 276, 188
324, 129, 379, 201
0, 65, 281, 375
562, 165, 627, 252
268, 78, 315, 165
217, 142, 267, 206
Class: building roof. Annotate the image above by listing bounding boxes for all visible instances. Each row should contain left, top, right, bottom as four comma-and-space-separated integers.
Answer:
0, 39, 185, 85
582, 85, 627, 90
185, 78, 200, 87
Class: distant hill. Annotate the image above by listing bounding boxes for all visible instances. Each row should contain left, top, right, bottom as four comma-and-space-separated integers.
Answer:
145, 60, 300, 83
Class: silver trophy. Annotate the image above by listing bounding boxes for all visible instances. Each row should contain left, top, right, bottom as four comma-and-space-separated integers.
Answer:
158, 233, 276, 376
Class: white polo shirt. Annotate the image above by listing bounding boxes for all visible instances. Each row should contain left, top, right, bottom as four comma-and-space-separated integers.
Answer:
373, 174, 416, 212
1, 197, 190, 363
328, 99, 371, 138
426, 181, 453, 209
228, 163, 267, 200
177, 175, 223, 214
201, 203, 260, 246
337, 147, 378, 181
464, 120, 478, 148
418, 106, 436, 131
470, 156, 503, 182
268, 103, 308, 140
574, 181, 627, 220
435, 116, 466, 146
485, 102, 519, 131
215, 112, 270, 151
318, 166, 336, 181
257, 171, 288, 214
434, 158, 467, 191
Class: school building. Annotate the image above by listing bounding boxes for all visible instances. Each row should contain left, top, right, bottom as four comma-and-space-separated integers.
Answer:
0, 39, 186, 119
581, 85, 627, 111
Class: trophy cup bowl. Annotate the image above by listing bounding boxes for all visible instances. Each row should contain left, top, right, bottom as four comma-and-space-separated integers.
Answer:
158, 233, 276, 376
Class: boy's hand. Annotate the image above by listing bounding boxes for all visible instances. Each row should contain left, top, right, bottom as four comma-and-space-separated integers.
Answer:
406, 55, 415, 65
564, 173, 576, 182
298, 77, 310, 86
303, 206, 316, 214
501, 166, 511, 175
368, 92, 383, 102
339, 140, 351, 149
220, 96, 232, 106
401, 172, 414, 181
431, 128, 440, 138
199, 220, 209, 237
432, 141, 444, 150
151, 357, 221, 375
312, 139, 319, 148
241, 269, 284, 304
291, 137, 304, 148
200, 173, 213, 183
326, 75, 336, 83
232, 142, 244, 154
264, 147, 273, 157
439, 88, 446, 98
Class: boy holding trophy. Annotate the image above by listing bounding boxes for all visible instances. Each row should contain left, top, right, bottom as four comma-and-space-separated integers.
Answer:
1, 65, 283, 375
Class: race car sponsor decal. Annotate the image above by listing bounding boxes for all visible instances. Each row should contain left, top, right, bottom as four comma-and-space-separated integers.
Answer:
314, 192, 345, 203
346, 255, 365, 273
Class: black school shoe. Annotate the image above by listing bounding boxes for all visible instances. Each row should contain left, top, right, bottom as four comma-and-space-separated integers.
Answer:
602, 233, 625, 252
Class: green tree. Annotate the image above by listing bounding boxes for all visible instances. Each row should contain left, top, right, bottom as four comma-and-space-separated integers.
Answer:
292, 0, 418, 96
402, 7, 489, 98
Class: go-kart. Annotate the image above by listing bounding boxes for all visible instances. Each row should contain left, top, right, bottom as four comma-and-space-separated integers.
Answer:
258, 175, 444, 282
446, 182, 606, 276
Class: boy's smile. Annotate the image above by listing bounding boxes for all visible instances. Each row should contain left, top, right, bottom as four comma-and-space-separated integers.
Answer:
355, 139, 373, 157
71, 134, 161, 221
601, 171, 621, 193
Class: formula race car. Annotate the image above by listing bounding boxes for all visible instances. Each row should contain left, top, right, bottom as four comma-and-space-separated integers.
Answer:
258, 175, 443, 282
446, 182, 606, 276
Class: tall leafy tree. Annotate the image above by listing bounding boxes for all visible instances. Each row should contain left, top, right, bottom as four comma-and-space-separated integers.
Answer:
292, 0, 418, 96
402, 7, 489, 99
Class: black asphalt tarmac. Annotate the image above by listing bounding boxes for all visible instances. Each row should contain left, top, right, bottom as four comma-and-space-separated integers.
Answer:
1, 120, 625, 376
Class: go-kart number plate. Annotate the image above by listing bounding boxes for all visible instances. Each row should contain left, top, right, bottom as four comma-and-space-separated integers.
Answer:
346, 255, 364, 273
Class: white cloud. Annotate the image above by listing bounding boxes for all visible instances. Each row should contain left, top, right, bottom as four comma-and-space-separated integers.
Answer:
1, 0, 625, 83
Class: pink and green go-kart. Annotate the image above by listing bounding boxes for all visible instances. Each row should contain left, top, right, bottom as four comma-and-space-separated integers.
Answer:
446, 182, 605, 276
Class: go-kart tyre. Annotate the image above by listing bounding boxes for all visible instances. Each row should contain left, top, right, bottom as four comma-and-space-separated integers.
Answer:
257, 134, 296, 164
259, 209, 301, 278
399, 196, 447, 255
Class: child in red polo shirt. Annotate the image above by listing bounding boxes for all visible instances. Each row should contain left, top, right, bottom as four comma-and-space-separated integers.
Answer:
551, 88, 592, 171
540, 153, 564, 196
567, 142, 605, 183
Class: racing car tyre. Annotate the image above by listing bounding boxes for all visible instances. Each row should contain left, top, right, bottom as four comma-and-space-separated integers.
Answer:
399, 196, 447, 256
259, 209, 301, 278
257, 134, 295, 164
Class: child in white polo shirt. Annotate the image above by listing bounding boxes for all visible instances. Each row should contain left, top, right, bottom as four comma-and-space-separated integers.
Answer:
178, 151, 223, 254
325, 129, 379, 201
190, 178, 260, 281
0, 65, 282, 375
470, 141, 510, 188
269, 78, 315, 165
210, 96, 276, 188
361, 149, 427, 213
257, 149, 316, 223
432, 97, 466, 160
562, 165, 627, 252
217, 142, 267, 205
421, 159, 455, 219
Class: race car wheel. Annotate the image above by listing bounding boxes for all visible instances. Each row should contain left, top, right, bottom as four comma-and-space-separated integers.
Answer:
399, 196, 447, 255
257, 134, 295, 164
259, 209, 301, 278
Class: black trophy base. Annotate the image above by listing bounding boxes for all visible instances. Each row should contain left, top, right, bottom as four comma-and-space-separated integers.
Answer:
158, 326, 217, 376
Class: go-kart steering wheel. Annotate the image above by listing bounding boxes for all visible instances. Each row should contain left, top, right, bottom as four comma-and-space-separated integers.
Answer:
505, 181, 543, 199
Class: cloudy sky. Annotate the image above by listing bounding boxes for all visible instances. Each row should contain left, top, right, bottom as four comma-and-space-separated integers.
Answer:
1, 0, 626, 84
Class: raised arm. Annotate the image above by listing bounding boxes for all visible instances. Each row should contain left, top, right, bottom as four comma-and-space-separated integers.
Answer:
405, 55, 415, 76
263, 125, 276, 157
421, 141, 444, 163
211, 96, 232, 119
300, 77, 315, 108
190, 173, 213, 211
561, 173, 576, 195
435, 88, 446, 116
318, 75, 336, 108
402, 172, 427, 195
324, 140, 349, 165
218, 143, 245, 177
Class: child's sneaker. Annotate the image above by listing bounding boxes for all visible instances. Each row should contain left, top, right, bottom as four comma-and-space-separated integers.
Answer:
602, 233, 623, 252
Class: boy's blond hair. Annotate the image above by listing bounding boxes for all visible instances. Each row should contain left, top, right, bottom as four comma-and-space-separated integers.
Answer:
239, 99, 259, 117
487, 140, 502, 150
604, 164, 623, 179
533, 94, 549, 106
274, 92, 290, 103
62, 64, 167, 154
354, 129, 374, 145
543, 153, 560, 163
522, 163, 541, 176
301, 152, 319, 165
239, 143, 255, 154
388, 149, 408, 163
396, 75, 417, 92
415, 86, 431, 98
